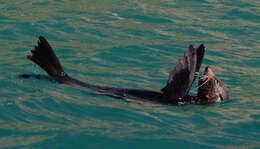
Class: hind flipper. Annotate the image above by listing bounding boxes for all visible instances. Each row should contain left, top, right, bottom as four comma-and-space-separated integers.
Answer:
27, 36, 65, 77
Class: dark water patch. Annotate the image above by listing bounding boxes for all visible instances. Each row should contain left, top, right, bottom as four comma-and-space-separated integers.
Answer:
0, 29, 18, 40
4, 7, 22, 11
251, 114, 260, 120
54, 17, 68, 21
220, 0, 258, 8
227, 8, 260, 21
40, 22, 76, 33
32, 2, 50, 6
57, 10, 87, 15
124, 14, 172, 24
222, 122, 260, 143
0, 21, 43, 38
32, 97, 86, 119
183, 28, 213, 38
122, 28, 172, 40
0, 100, 31, 122
118, 8, 172, 24
30, 132, 218, 149
0, 15, 8, 20
78, 28, 109, 37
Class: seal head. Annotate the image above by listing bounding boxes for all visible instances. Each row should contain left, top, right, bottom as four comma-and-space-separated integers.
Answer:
197, 66, 229, 104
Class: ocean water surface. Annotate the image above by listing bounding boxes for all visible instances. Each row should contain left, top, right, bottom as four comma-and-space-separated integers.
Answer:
0, 0, 260, 148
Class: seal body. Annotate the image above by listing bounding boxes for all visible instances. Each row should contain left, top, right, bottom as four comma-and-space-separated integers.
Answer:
21, 36, 229, 105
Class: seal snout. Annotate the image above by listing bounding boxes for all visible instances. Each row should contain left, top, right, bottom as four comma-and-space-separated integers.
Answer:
203, 66, 215, 77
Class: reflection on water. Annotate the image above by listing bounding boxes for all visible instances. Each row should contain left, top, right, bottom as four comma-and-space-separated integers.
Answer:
0, 0, 260, 148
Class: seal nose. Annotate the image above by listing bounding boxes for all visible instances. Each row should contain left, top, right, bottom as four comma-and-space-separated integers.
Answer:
205, 66, 211, 71
204, 66, 215, 76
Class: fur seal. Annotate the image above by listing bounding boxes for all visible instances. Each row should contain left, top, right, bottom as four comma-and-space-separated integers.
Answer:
20, 36, 229, 105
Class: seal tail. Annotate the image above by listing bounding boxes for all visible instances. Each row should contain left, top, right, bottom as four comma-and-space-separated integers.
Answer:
27, 36, 65, 77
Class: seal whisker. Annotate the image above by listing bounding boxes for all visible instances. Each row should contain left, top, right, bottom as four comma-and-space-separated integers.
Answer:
198, 76, 210, 89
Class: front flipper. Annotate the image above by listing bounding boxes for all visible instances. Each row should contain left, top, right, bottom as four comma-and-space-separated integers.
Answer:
195, 44, 205, 79
160, 45, 204, 104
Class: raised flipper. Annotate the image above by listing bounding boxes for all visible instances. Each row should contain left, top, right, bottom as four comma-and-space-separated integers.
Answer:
161, 44, 205, 92
195, 44, 205, 78
27, 36, 66, 77
159, 45, 204, 104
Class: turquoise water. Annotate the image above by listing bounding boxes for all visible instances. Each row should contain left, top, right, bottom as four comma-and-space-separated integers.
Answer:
0, 0, 260, 148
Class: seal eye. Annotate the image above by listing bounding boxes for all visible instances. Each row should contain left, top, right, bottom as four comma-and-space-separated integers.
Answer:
220, 94, 224, 102
215, 79, 219, 84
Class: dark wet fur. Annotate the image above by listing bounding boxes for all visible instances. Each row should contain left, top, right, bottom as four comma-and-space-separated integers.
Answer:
197, 66, 229, 104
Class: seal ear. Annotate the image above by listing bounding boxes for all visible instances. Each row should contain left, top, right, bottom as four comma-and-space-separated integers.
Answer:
27, 36, 65, 77
160, 45, 204, 103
